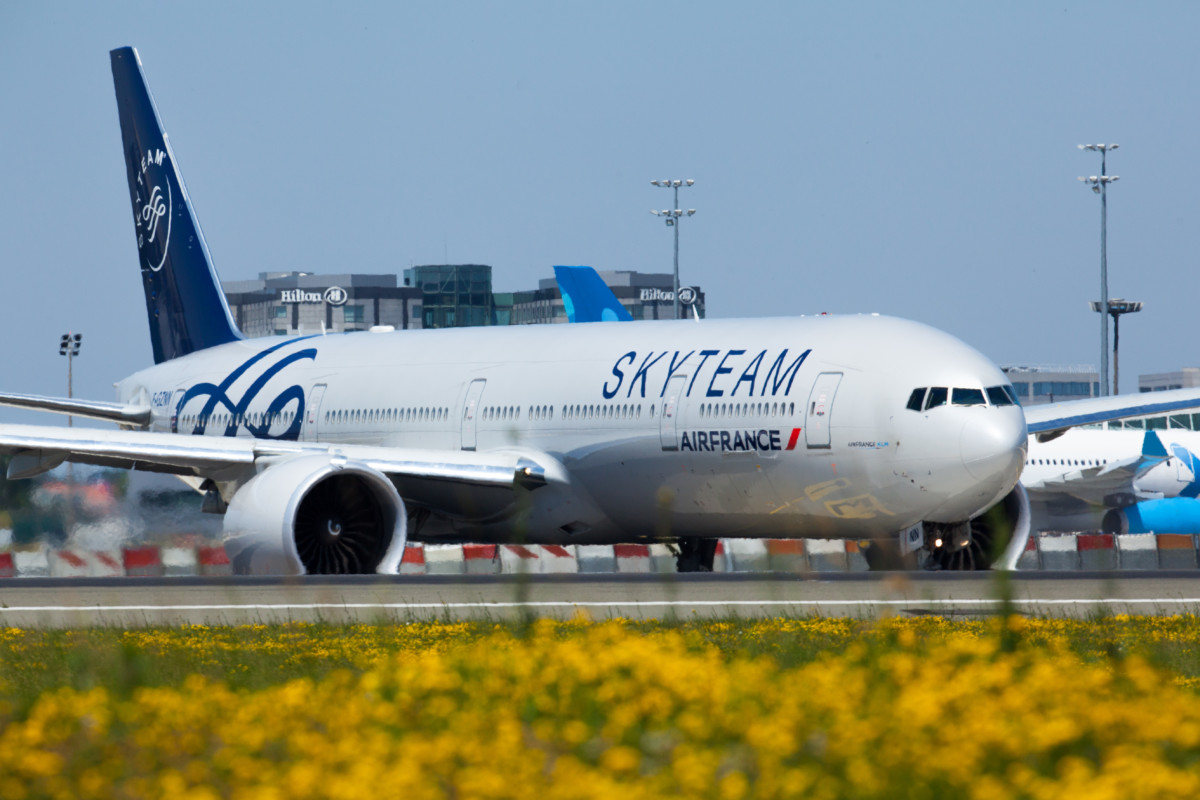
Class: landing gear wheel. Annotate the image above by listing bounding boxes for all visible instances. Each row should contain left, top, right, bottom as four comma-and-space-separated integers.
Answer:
923, 520, 1004, 571
676, 537, 718, 572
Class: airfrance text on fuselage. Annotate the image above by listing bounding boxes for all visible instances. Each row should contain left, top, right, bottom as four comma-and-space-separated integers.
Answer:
602, 348, 812, 399
681, 428, 803, 453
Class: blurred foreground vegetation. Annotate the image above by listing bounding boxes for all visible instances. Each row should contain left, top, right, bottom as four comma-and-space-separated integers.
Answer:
2, 615, 1200, 798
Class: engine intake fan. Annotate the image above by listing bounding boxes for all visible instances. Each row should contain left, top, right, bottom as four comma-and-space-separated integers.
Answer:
224, 455, 407, 575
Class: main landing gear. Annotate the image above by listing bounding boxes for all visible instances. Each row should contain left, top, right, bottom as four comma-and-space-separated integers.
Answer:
675, 537, 719, 572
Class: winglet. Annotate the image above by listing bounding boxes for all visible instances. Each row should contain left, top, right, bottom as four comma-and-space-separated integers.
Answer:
553, 266, 633, 323
110, 47, 242, 364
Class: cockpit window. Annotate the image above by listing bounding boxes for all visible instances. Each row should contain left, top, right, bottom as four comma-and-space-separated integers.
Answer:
906, 388, 927, 411
986, 385, 1017, 407
924, 387, 948, 410
952, 387, 987, 406
1003, 385, 1020, 406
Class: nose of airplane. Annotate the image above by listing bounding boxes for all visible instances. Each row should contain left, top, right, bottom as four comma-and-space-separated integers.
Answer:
960, 410, 1027, 486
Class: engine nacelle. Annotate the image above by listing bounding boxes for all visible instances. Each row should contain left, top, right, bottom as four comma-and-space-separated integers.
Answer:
1103, 497, 1200, 535
924, 484, 1031, 570
223, 454, 407, 575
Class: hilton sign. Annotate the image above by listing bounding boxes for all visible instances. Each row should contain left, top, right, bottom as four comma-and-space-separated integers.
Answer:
640, 287, 698, 305
280, 287, 348, 306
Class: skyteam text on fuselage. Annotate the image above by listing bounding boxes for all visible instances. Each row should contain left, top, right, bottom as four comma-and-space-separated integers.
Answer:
3, 48, 1200, 575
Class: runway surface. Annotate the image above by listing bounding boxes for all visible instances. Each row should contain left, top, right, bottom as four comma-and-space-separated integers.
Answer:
2, 572, 1200, 627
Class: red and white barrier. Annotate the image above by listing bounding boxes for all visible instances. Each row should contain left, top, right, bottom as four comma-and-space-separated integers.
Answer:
14, 550, 49, 577
614, 543, 651, 573
1, 532, 1199, 578
577, 545, 617, 573
424, 544, 465, 575
49, 549, 123, 578
724, 540, 768, 572
538, 545, 579, 574
197, 545, 232, 576
162, 547, 198, 577
464, 544, 500, 574
399, 544, 426, 575
122, 546, 164, 577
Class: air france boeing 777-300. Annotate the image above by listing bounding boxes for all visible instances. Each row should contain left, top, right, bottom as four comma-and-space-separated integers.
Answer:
1, 48, 1198, 574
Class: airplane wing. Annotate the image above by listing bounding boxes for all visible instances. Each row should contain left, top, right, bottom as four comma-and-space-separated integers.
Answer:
0, 391, 151, 427
1024, 388, 1200, 440
1022, 431, 1168, 505
0, 424, 548, 501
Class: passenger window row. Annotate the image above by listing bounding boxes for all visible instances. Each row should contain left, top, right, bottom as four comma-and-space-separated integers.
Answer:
699, 401, 796, 419
1030, 458, 1108, 467
562, 404, 643, 421
483, 406, 520, 421
180, 410, 296, 429
326, 407, 450, 425
906, 385, 1019, 411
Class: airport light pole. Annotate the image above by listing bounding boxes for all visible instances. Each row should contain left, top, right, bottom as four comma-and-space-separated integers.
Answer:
1090, 299, 1142, 395
650, 179, 695, 319
59, 332, 82, 428
1078, 143, 1120, 395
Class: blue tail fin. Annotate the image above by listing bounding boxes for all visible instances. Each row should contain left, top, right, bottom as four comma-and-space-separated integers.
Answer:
110, 47, 242, 364
553, 266, 633, 323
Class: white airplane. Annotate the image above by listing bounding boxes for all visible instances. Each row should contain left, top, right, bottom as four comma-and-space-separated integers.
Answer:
1024, 427, 1200, 534
3, 48, 1200, 575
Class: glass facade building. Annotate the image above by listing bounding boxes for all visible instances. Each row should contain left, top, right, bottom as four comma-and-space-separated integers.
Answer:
402, 265, 495, 329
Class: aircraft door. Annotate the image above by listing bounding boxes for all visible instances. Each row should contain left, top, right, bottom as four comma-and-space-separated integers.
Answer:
461, 379, 487, 451
302, 384, 327, 442
659, 374, 687, 450
169, 389, 186, 433
804, 372, 843, 449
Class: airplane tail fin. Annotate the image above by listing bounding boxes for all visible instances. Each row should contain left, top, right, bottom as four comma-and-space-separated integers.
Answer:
110, 47, 242, 364
553, 266, 633, 323
1142, 431, 1168, 460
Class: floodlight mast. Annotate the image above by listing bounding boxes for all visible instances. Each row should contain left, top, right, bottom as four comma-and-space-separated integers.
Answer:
1090, 299, 1142, 394
58, 332, 82, 428
650, 179, 696, 319
1078, 143, 1120, 396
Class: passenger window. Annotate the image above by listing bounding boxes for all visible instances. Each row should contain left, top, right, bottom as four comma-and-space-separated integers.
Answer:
952, 388, 986, 406
906, 388, 927, 411
924, 387, 948, 410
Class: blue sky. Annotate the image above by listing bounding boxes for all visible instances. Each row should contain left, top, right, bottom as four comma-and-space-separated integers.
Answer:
2, 1, 1198, 416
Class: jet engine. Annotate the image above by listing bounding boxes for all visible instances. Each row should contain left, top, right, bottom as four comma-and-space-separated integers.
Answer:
923, 485, 1031, 570
223, 454, 407, 575
1103, 497, 1200, 536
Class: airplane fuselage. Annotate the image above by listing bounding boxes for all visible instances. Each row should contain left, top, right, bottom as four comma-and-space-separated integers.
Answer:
119, 314, 1028, 544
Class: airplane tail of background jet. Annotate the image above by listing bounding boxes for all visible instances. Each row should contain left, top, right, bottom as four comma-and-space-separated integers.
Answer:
110, 47, 242, 364
553, 266, 634, 323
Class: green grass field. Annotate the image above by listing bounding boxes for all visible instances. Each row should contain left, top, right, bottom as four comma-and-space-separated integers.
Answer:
2, 615, 1199, 798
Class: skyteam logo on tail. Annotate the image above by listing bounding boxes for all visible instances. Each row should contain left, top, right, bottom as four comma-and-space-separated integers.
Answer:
134, 147, 171, 272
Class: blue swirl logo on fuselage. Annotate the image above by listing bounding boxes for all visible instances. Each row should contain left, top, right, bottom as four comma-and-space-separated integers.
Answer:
177, 337, 318, 440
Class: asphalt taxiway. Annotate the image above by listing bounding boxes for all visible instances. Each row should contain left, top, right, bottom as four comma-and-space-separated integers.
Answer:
2, 571, 1199, 627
